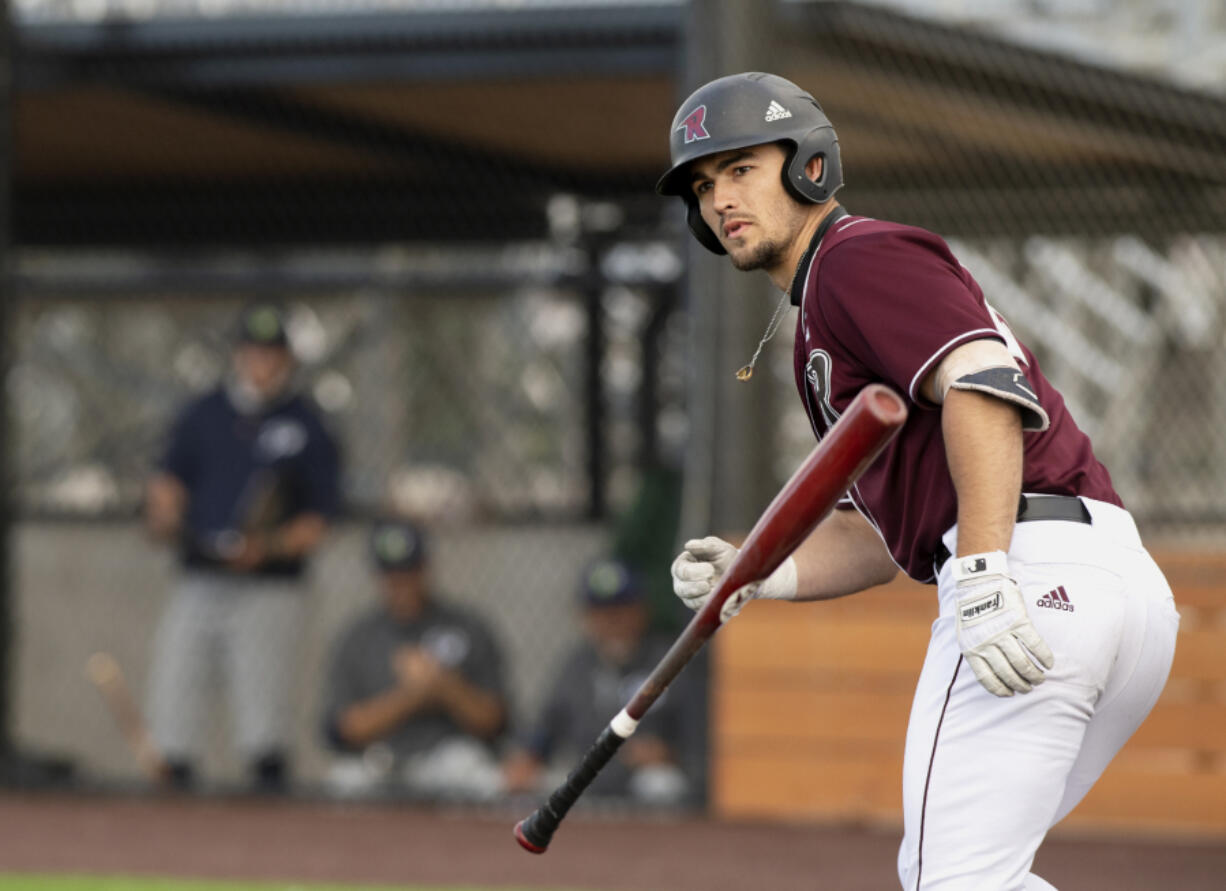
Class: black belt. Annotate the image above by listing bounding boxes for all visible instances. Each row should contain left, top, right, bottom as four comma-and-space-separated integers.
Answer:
933, 495, 1091, 575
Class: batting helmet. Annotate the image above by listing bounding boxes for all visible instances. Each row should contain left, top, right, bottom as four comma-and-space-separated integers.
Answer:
656, 72, 843, 254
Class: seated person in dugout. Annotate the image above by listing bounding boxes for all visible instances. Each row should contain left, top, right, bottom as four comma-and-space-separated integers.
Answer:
321, 516, 509, 799
502, 558, 699, 807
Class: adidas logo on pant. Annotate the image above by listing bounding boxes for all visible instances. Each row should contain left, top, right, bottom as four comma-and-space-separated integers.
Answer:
1036, 586, 1074, 612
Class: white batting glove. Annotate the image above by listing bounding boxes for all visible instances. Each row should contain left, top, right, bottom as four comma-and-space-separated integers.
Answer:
952, 550, 1055, 697
671, 536, 798, 617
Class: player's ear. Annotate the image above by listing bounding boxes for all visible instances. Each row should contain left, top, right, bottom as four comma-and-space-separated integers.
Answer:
804, 156, 824, 184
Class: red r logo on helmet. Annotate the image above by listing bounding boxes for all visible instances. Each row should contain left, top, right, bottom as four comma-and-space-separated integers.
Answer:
678, 105, 710, 144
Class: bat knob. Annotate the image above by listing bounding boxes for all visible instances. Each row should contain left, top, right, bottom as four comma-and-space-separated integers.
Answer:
514, 816, 550, 854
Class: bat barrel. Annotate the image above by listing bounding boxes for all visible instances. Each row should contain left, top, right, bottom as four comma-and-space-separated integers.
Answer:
865, 383, 908, 426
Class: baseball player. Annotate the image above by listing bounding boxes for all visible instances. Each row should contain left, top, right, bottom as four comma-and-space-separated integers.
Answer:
321, 517, 509, 799
145, 302, 341, 792
659, 73, 1180, 889
502, 558, 699, 806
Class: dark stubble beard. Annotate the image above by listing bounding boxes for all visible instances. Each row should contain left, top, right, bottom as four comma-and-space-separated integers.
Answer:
729, 236, 789, 272
727, 203, 808, 272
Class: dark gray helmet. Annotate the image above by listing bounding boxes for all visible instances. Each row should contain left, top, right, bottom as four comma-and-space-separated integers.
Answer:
656, 72, 843, 254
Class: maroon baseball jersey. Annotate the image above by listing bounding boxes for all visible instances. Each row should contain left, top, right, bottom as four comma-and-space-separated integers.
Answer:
791, 215, 1121, 582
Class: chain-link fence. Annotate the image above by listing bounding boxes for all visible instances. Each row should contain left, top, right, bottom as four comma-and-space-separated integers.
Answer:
11, 271, 688, 791
7, 0, 1226, 803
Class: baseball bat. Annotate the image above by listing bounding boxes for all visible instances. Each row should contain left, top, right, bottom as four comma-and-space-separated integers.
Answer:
85, 652, 171, 785
191, 467, 284, 562
514, 383, 908, 853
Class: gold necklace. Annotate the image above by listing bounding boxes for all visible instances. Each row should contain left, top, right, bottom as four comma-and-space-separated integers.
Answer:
735, 287, 792, 381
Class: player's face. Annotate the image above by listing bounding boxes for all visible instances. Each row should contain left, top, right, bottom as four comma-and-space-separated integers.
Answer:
689, 143, 809, 273
380, 566, 430, 622
582, 602, 648, 666
234, 344, 294, 400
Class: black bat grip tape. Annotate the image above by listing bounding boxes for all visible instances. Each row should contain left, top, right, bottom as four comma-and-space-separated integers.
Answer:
516, 725, 626, 852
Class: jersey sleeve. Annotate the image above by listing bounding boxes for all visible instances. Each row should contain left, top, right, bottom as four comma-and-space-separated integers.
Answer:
320, 623, 367, 752
818, 230, 1004, 403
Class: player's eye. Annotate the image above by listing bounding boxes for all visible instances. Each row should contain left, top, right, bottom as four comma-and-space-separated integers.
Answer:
733, 165, 753, 176
693, 180, 712, 196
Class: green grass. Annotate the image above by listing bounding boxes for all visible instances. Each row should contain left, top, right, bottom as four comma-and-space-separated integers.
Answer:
0, 879, 531, 891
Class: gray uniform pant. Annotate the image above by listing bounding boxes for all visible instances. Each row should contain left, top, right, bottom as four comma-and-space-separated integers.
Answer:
147, 572, 304, 764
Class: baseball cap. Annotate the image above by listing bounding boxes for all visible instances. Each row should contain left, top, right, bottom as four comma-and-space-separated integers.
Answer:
370, 518, 428, 572
579, 558, 643, 608
236, 303, 290, 348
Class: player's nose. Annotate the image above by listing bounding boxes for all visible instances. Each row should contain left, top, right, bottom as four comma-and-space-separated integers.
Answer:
710, 177, 738, 211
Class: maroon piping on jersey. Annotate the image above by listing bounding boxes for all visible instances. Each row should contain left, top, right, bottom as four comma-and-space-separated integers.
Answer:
916, 656, 962, 889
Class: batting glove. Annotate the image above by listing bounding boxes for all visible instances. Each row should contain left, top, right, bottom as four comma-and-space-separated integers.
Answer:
671, 536, 798, 616
952, 550, 1055, 697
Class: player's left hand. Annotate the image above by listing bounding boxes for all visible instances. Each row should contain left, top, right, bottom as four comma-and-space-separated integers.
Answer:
952, 550, 1054, 696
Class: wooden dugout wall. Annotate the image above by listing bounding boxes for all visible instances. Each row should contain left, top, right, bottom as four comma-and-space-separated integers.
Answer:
711, 549, 1226, 836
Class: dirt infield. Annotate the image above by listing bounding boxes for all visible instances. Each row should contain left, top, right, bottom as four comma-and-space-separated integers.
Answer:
1, 793, 1223, 890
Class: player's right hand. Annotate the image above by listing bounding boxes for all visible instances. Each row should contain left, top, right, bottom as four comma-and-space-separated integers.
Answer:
671, 536, 798, 614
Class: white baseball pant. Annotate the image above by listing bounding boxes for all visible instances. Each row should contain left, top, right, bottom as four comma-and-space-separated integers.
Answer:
897, 496, 1179, 890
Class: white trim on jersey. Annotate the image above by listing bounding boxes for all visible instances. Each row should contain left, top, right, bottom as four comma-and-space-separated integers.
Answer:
835, 217, 874, 233
907, 328, 1002, 404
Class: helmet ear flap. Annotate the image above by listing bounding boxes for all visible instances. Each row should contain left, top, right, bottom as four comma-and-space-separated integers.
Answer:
784, 128, 843, 204
686, 201, 727, 255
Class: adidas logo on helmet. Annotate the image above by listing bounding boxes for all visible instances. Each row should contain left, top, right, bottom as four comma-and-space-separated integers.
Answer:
765, 100, 792, 122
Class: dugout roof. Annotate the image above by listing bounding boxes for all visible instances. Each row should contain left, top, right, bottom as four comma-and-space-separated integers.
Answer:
14, 1, 1226, 247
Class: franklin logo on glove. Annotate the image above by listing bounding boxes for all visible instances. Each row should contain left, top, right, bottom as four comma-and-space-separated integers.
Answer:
960, 591, 1003, 624
953, 549, 1054, 697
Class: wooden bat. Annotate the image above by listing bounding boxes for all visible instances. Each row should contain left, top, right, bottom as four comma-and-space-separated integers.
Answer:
193, 467, 285, 562
85, 652, 170, 785
515, 383, 908, 853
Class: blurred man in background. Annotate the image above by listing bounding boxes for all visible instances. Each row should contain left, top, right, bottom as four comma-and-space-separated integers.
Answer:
144, 302, 341, 793
502, 558, 699, 807
321, 516, 509, 799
